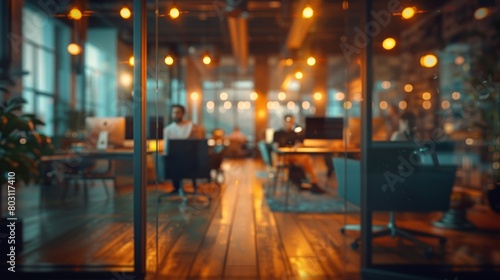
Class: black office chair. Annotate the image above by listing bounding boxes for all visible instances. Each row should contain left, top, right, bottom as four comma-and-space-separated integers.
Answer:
159, 139, 219, 202
334, 142, 457, 259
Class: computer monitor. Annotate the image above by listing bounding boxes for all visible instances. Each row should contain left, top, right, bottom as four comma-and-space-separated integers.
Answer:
85, 117, 125, 148
125, 116, 134, 140
303, 117, 344, 147
124, 116, 164, 140
304, 117, 344, 139
148, 116, 164, 140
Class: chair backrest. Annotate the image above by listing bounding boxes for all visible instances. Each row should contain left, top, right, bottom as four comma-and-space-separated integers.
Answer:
368, 143, 457, 212
257, 141, 272, 167
333, 150, 457, 212
163, 139, 210, 179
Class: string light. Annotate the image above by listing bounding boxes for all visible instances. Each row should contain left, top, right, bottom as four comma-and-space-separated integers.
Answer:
68, 7, 83, 20
302, 5, 314, 19
67, 43, 81, 55
120, 6, 131, 19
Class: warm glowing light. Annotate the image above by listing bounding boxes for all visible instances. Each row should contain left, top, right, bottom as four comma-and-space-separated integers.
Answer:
244, 101, 251, 109
455, 56, 464, 65
465, 138, 474, 145
267, 102, 273, 109
307, 56, 316, 66
128, 56, 134, 66
422, 92, 431, 100
285, 58, 293, 66
120, 7, 131, 19
278, 91, 286, 100
238, 101, 245, 110
164, 54, 174, 65
258, 110, 266, 118
206, 101, 214, 110
67, 43, 81, 55
295, 71, 303, 79
250, 91, 258, 100
399, 100, 407, 110
441, 100, 450, 109
420, 54, 438, 68
223, 101, 232, 109
452, 91, 461, 100
120, 73, 133, 87
379, 101, 388, 110
381, 81, 391, 89
302, 101, 311, 110
343, 101, 352, 109
302, 5, 314, 18
474, 7, 489, 20
404, 84, 413, 92
313, 92, 322, 101
220, 92, 228, 100
422, 100, 432, 110
335, 92, 345, 101
191, 92, 199, 100
202, 54, 211, 65
382, 38, 396, 50
19, 138, 27, 144
68, 7, 83, 20
169, 6, 180, 19
401, 7, 416, 19
287, 101, 296, 110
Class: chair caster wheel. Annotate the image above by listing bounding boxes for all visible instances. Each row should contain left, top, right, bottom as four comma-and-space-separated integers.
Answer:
351, 241, 359, 250
424, 248, 433, 259
340, 228, 345, 234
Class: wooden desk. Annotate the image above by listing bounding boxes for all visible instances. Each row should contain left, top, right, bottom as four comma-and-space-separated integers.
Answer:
274, 146, 361, 155
40, 149, 161, 186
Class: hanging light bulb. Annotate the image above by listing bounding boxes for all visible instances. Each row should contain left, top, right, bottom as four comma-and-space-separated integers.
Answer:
202, 53, 211, 65
120, 6, 132, 19
169, 3, 180, 19
68, 7, 83, 20
129, 56, 134, 66
295, 70, 303, 79
307, 56, 316, 66
401, 7, 416, 19
164, 54, 174, 66
302, 5, 314, 19
67, 43, 81, 55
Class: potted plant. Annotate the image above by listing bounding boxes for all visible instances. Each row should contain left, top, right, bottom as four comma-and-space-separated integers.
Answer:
0, 94, 54, 258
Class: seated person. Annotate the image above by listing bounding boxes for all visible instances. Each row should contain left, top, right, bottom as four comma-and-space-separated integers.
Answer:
273, 114, 325, 194
163, 104, 204, 196
225, 126, 249, 156
391, 111, 417, 141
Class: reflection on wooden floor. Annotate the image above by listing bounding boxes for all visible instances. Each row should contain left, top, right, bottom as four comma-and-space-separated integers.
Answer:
11, 158, 500, 279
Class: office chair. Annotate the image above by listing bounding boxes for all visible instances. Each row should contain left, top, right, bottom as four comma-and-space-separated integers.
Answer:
61, 159, 115, 203
159, 139, 219, 202
334, 142, 457, 259
257, 141, 289, 196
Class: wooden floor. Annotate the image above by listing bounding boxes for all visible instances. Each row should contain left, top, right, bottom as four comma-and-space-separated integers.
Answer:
6, 158, 500, 279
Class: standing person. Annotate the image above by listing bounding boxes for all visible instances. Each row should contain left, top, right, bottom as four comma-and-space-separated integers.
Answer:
273, 114, 326, 194
391, 111, 416, 141
163, 104, 204, 195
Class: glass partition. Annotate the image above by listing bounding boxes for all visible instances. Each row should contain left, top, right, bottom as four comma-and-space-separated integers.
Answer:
364, 0, 500, 278
0, 0, 142, 277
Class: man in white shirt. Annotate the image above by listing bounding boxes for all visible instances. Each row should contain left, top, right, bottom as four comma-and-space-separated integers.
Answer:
163, 104, 204, 196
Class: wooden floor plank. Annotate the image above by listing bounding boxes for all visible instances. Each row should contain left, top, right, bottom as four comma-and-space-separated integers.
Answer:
224, 161, 258, 279
188, 173, 239, 278
253, 163, 291, 280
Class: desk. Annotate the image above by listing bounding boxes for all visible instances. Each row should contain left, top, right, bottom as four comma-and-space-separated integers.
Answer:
274, 146, 361, 155
40, 149, 161, 187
